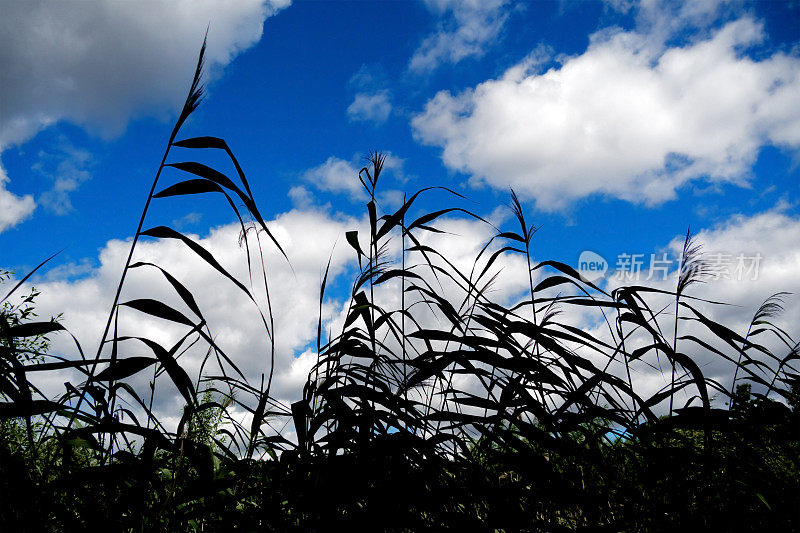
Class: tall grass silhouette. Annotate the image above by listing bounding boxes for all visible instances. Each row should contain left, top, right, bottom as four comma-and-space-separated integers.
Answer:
1, 41, 799, 532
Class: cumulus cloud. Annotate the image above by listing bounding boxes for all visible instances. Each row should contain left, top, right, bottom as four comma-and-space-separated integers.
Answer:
0, 0, 288, 232
18, 200, 529, 425
0, 0, 289, 148
326, 205, 799, 416
665, 208, 800, 335
288, 185, 315, 210
347, 91, 392, 124
410, 0, 513, 73
346, 65, 392, 124
300, 153, 407, 203
412, 16, 800, 210
0, 164, 35, 232
585, 206, 800, 406
19, 198, 799, 424
21, 209, 356, 418
301, 157, 364, 201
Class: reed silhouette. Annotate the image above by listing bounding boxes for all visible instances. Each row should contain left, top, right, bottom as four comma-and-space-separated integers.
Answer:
1, 40, 799, 532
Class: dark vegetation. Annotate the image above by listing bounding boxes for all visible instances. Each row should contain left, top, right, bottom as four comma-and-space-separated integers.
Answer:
2, 42, 799, 532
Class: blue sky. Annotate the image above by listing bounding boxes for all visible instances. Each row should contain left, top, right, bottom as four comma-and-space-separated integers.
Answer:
3, 0, 798, 271
1, 0, 799, 413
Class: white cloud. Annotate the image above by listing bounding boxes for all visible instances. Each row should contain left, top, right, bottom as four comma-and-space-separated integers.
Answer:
347, 91, 392, 124
589, 206, 800, 407
33, 138, 94, 215
410, 0, 513, 73
349, 64, 380, 89
15, 199, 531, 424
301, 157, 363, 201
0, 0, 288, 232
346, 205, 800, 415
412, 17, 800, 210
22, 208, 356, 418
632, 0, 742, 43
300, 153, 406, 202
13, 195, 800, 427
288, 185, 315, 210
0, 0, 288, 148
667, 208, 800, 335
302, 208, 537, 416
172, 212, 203, 230
0, 164, 35, 231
